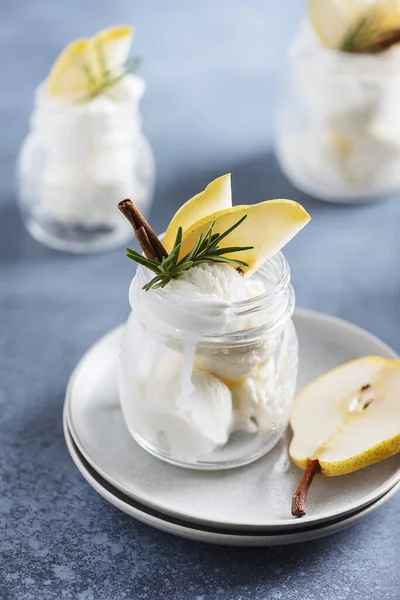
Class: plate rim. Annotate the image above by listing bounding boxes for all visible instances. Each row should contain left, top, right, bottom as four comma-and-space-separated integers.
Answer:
64, 413, 400, 547
66, 307, 400, 530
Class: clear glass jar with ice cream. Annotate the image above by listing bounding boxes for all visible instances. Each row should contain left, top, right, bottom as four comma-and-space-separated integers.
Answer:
275, 0, 400, 204
17, 26, 155, 253
118, 175, 310, 469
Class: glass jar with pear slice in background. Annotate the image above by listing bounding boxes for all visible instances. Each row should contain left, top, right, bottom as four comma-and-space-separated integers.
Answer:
17, 25, 155, 253
118, 175, 310, 469
275, 0, 400, 204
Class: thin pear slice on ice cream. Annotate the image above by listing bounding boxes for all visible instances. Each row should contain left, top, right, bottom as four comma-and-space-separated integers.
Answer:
163, 175, 310, 276
309, 0, 400, 51
178, 199, 310, 277
48, 25, 134, 96
309, 0, 361, 49
92, 25, 134, 72
163, 174, 232, 252
290, 356, 400, 517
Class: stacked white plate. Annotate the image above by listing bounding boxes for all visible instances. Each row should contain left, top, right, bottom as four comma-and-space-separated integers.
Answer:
64, 309, 400, 546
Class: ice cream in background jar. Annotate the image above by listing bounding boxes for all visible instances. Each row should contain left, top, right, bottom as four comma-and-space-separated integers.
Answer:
17, 25, 155, 253
275, 0, 400, 204
118, 175, 310, 469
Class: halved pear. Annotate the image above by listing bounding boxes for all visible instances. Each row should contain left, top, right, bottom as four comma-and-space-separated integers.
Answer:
177, 199, 310, 277
163, 174, 232, 253
290, 356, 400, 517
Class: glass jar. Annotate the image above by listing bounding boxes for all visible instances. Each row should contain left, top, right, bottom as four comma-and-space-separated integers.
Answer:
17, 76, 155, 253
119, 253, 298, 470
275, 24, 400, 204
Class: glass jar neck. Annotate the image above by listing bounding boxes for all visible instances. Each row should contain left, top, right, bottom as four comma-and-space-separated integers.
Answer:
129, 253, 295, 342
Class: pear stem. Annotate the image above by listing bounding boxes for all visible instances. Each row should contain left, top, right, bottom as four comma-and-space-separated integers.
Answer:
291, 459, 321, 517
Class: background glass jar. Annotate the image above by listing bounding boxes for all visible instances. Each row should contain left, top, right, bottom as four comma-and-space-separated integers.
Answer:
17, 77, 155, 253
275, 24, 400, 204
119, 253, 298, 470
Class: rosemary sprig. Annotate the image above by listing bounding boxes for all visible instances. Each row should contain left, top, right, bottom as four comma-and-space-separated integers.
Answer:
340, 8, 400, 54
88, 57, 141, 99
78, 42, 142, 100
125, 216, 253, 292
340, 12, 380, 53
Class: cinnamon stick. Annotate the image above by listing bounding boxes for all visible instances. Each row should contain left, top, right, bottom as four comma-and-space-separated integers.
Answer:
118, 199, 168, 260
137, 226, 158, 260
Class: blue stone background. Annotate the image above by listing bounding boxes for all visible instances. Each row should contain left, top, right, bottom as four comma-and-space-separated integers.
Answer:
1, 0, 400, 598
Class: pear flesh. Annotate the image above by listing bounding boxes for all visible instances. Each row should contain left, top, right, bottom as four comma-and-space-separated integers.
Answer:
290, 356, 400, 517
163, 174, 310, 277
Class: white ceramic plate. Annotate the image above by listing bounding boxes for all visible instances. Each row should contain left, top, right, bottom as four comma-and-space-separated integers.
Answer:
64, 415, 400, 546
66, 309, 400, 531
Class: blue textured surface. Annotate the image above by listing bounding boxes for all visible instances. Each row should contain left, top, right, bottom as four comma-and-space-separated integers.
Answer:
1, 1, 400, 598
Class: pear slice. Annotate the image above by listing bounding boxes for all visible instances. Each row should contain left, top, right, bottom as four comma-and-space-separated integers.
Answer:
48, 25, 133, 97
309, 0, 359, 49
163, 174, 232, 253
92, 25, 134, 73
48, 38, 98, 97
290, 356, 400, 517
177, 199, 310, 277
309, 0, 400, 50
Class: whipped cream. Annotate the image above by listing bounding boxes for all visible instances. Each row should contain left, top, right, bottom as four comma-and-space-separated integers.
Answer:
119, 262, 297, 463
276, 23, 400, 200
19, 75, 153, 223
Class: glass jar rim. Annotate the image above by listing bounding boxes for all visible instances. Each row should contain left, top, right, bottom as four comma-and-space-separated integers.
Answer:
131, 251, 295, 342
135, 250, 290, 312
